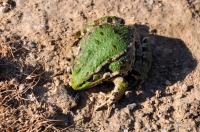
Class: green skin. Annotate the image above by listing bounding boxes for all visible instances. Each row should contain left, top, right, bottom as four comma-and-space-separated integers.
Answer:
72, 24, 134, 89
69, 16, 152, 110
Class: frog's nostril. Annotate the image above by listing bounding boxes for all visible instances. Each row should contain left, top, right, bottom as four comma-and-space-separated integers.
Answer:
120, 19, 125, 24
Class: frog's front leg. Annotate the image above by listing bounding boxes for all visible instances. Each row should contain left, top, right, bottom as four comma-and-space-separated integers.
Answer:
95, 77, 128, 115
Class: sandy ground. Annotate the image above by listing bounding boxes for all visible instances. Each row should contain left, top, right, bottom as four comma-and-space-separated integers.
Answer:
0, 0, 200, 131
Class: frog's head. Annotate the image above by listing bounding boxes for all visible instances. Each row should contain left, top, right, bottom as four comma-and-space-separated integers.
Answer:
71, 58, 126, 91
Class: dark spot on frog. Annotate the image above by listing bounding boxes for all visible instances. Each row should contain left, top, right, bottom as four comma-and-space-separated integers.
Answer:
99, 25, 103, 28
95, 39, 100, 44
100, 32, 104, 36
111, 44, 117, 49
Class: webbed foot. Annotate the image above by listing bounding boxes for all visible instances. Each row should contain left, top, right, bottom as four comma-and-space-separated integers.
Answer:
95, 77, 128, 117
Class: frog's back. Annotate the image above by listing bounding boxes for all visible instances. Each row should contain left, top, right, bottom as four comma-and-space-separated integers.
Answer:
72, 24, 134, 90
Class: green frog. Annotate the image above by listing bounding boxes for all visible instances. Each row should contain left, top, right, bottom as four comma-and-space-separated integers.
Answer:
67, 16, 152, 113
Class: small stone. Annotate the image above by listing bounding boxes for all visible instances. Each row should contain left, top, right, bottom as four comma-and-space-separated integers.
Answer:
0, 7, 9, 13
165, 80, 171, 86
27, 41, 36, 48
28, 94, 35, 102
181, 83, 188, 92
176, 122, 182, 126
127, 103, 137, 111
85, 1, 92, 7
155, 90, 161, 98
158, 3, 163, 7
125, 90, 132, 98
149, 0, 154, 5
16, 0, 24, 6
94, 111, 104, 121
89, 97, 94, 102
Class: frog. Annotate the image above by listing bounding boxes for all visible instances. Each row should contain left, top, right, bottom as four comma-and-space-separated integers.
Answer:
66, 16, 152, 114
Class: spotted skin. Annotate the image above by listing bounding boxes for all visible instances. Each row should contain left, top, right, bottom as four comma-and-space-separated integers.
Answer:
67, 16, 152, 116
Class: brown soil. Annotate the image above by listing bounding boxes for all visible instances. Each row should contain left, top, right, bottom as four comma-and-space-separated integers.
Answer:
0, 0, 199, 131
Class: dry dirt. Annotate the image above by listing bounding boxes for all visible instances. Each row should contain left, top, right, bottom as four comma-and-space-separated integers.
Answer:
0, 0, 200, 131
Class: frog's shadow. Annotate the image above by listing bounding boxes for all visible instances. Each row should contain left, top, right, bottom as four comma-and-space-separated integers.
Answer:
76, 24, 197, 117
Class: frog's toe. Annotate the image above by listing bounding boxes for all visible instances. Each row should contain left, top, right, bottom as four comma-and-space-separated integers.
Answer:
95, 98, 114, 118
95, 92, 114, 111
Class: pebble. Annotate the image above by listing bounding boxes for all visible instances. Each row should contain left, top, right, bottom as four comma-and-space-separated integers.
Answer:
16, 0, 24, 6
149, 0, 154, 5
127, 103, 137, 111
94, 111, 104, 121
27, 41, 36, 48
89, 97, 94, 102
85, 1, 92, 7
0, 7, 9, 13
165, 80, 171, 86
181, 83, 188, 92
125, 90, 132, 98
28, 94, 35, 102
155, 90, 161, 98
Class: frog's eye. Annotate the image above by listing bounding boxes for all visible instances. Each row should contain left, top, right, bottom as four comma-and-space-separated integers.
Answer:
118, 19, 125, 25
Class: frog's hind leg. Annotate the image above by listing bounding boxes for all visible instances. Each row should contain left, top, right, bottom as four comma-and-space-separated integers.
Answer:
95, 77, 128, 117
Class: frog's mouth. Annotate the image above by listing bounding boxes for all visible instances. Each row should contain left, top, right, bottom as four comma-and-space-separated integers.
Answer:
72, 81, 92, 90
72, 71, 118, 91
